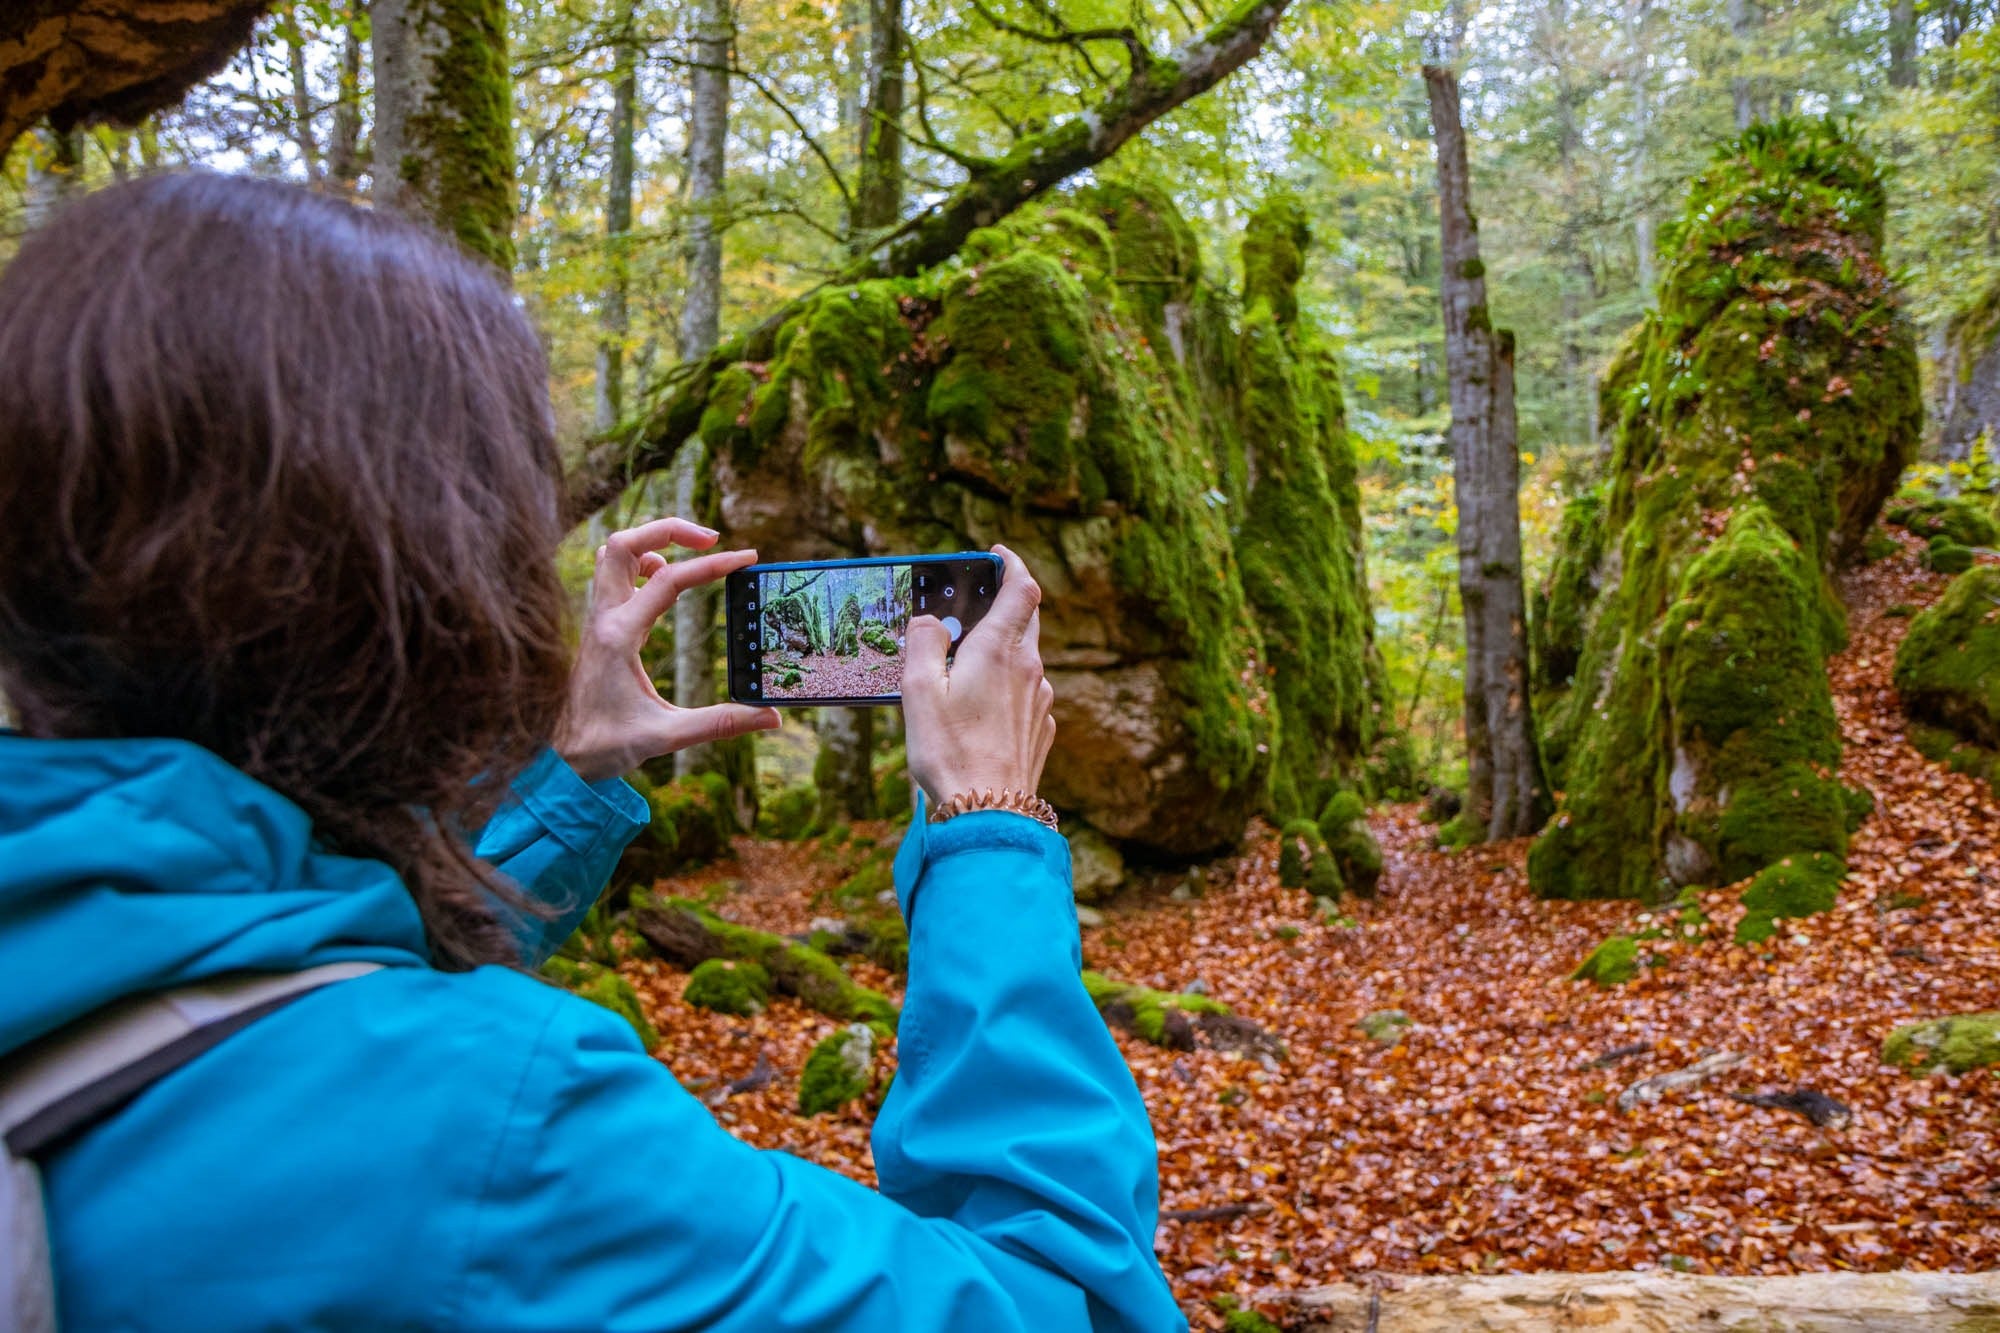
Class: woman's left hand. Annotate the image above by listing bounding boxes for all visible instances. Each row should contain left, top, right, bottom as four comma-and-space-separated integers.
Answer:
555, 517, 780, 783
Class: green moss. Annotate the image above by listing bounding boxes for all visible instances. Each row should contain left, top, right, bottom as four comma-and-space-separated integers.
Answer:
1925, 541, 1975, 574
1895, 566, 2000, 749
1277, 817, 1320, 889
1530, 121, 1916, 903
1356, 1009, 1414, 1043
540, 957, 657, 1048
798, 1024, 877, 1115
1241, 192, 1309, 327
1861, 530, 1902, 563
398, 0, 516, 269
1571, 934, 1641, 986
1081, 970, 1230, 1046
1882, 1012, 2000, 1075
682, 958, 772, 1016
1314, 790, 1381, 897
615, 772, 735, 890
1221, 1310, 1284, 1333
1734, 851, 1845, 943
1889, 495, 1999, 546
1842, 783, 1876, 832
755, 783, 818, 839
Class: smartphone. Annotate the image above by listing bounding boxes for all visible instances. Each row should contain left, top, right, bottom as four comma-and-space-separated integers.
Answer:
726, 553, 1004, 706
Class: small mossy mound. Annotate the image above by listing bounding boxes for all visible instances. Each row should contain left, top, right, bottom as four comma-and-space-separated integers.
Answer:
698, 182, 1391, 858
1861, 530, 1902, 563
1356, 1009, 1414, 1043
1571, 934, 1641, 987
1894, 565, 2000, 752
1924, 539, 1975, 574
1082, 970, 1230, 1048
616, 771, 736, 889
799, 1023, 877, 1115
682, 958, 772, 1016
1734, 851, 1845, 944
1315, 789, 1382, 897
1529, 120, 1917, 903
1882, 1013, 2000, 1075
540, 956, 658, 1049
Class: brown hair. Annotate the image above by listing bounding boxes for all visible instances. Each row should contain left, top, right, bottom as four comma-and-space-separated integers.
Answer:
0, 172, 570, 969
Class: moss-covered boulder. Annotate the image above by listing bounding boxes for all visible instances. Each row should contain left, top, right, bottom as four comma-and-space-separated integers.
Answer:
1883, 1013, 2000, 1075
1894, 565, 2000, 763
1529, 121, 1918, 903
754, 782, 817, 839
1082, 970, 1231, 1048
1571, 934, 1641, 987
540, 956, 658, 1048
1356, 1009, 1414, 1044
682, 958, 772, 1016
699, 184, 1388, 858
1316, 790, 1382, 897
799, 1023, 877, 1115
1924, 538, 1976, 574
1887, 493, 1999, 548
615, 772, 736, 890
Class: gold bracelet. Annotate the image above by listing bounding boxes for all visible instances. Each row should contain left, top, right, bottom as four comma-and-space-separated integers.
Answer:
929, 787, 1059, 831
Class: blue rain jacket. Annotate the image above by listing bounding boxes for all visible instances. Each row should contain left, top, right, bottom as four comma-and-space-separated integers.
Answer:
0, 734, 1184, 1331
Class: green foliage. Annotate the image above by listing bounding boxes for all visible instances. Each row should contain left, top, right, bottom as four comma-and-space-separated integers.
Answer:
755, 783, 818, 839
1883, 1013, 2000, 1075
1530, 121, 1915, 903
682, 958, 772, 1016
1734, 852, 1845, 944
1571, 934, 1640, 987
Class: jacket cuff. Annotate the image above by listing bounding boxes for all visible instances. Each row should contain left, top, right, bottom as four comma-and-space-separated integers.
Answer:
892, 792, 1073, 922
512, 749, 649, 859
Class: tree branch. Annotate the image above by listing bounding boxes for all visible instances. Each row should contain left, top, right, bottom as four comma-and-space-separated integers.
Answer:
561, 0, 1294, 523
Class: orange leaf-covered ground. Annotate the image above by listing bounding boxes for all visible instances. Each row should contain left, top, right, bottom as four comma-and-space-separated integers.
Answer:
621, 533, 1998, 1327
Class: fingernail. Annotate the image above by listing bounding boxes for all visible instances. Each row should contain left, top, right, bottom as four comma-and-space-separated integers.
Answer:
691, 523, 719, 538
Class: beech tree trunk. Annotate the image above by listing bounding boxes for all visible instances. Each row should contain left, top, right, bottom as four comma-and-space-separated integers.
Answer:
816, 709, 876, 825
1729, 0, 1759, 128
852, 0, 904, 240
1424, 64, 1551, 842
372, 0, 515, 269
1629, 0, 1655, 295
1888, 0, 1918, 87
327, 1, 366, 188
1285, 1270, 2000, 1331
285, 4, 320, 182
595, 0, 638, 432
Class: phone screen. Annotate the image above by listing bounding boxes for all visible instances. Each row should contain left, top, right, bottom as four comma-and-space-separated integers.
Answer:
727, 554, 1002, 705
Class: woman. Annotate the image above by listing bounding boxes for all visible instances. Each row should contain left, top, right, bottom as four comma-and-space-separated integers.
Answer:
0, 173, 1184, 1332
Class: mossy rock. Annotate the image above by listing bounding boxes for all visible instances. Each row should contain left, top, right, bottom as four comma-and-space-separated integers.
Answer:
1734, 851, 1845, 944
1571, 934, 1641, 987
1860, 530, 1902, 564
1356, 1009, 1414, 1044
616, 772, 735, 889
1924, 540, 1975, 574
798, 1023, 877, 1115
540, 957, 657, 1049
1888, 494, 1999, 547
1894, 565, 2000, 750
697, 184, 1390, 860
1277, 817, 1321, 890
755, 783, 818, 840
1068, 825, 1126, 904
1316, 790, 1382, 897
682, 958, 772, 1017
1082, 970, 1230, 1049
1882, 1012, 2000, 1075
1529, 120, 1917, 903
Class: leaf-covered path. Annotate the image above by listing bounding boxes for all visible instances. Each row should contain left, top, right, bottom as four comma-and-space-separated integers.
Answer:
619, 531, 1998, 1327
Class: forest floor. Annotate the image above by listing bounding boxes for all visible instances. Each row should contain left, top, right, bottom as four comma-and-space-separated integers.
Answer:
619, 528, 1998, 1328
765, 644, 903, 700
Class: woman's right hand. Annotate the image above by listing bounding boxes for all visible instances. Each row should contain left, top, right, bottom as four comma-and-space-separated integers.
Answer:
902, 545, 1057, 806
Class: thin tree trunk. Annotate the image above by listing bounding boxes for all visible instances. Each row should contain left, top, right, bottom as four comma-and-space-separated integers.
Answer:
816, 708, 876, 824
1729, 0, 1758, 128
24, 127, 82, 229
328, 1, 367, 188
596, 0, 638, 432
372, 0, 515, 269
851, 0, 904, 240
1628, 0, 1656, 295
1888, 0, 1917, 88
1423, 64, 1551, 841
838, 0, 866, 152
286, 4, 321, 183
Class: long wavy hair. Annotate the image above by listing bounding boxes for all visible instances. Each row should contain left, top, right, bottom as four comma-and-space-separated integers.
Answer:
0, 172, 571, 969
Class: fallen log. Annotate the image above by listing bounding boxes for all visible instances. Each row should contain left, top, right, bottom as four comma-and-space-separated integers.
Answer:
1281, 1270, 2000, 1331
1617, 1050, 1744, 1112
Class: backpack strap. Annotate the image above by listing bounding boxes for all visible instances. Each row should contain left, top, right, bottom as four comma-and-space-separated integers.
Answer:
1, 962, 383, 1333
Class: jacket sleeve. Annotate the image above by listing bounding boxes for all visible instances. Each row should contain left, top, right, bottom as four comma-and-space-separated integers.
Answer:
457, 802, 1186, 1333
472, 749, 649, 966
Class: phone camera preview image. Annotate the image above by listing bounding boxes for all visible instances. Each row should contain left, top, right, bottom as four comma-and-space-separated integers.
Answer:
734, 557, 999, 705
